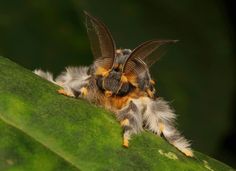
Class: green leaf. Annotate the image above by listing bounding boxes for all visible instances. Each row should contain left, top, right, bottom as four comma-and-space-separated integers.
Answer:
0, 56, 233, 170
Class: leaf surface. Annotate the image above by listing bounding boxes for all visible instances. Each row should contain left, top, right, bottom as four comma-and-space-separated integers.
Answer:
0, 56, 233, 171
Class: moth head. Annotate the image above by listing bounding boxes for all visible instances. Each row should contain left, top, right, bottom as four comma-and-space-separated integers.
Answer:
85, 11, 134, 97
96, 68, 132, 97
84, 11, 177, 97
97, 52, 135, 97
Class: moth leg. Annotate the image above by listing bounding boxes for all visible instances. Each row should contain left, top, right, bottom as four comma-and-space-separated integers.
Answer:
57, 85, 89, 98
161, 124, 193, 157
120, 118, 130, 147
57, 89, 74, 97
79, 87, 88, 96
117, 101, 143, 148
158, 122, 165, 135
120, 118, 129, 127
123, 126, 131, 148
143, 98, 193, 157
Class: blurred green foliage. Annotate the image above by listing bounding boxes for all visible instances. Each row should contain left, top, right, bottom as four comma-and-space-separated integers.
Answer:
0, 0, 235, 167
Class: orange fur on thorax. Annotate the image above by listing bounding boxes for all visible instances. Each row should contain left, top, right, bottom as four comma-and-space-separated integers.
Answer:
103, 88, 146, 110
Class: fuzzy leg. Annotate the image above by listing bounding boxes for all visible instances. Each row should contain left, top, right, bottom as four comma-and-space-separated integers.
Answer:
143, 98, 193, 157
33, 69, 56, 84
79, 87, 88, 96
34, 67, 91, 98
123, 127, 131, 148
117, 101, 143, 148
120, 118, 131, 147
162, 125, 193, 157
57, 86, 89, 98
57, 89, 74, 97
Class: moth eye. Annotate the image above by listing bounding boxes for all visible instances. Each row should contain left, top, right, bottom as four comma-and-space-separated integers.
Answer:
112, 63, 122, 72
114, 67, 119, 72
117, 83, 133, 96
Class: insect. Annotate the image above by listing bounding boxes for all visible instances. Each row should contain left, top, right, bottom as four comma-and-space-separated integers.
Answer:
34, 11, 193, 157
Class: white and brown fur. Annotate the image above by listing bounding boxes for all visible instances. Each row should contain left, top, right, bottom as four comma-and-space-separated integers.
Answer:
34, 11, 193, 157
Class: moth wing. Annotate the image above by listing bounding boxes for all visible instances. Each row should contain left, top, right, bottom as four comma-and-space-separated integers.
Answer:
84, 11, 116, 69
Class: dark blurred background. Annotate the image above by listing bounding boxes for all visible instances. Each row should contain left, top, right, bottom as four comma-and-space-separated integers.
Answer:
0, 0, 235, 168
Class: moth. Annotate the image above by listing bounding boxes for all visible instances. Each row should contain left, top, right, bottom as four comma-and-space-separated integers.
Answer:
34, 11, 193, 157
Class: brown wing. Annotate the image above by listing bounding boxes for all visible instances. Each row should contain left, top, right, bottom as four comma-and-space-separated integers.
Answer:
123, 40, 178, 74
84, 11, 116, 69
